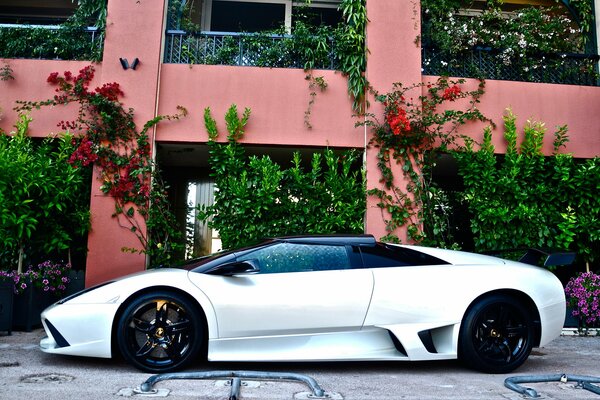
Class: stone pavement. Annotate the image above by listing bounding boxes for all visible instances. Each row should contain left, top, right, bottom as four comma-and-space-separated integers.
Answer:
1, 329, 599, 400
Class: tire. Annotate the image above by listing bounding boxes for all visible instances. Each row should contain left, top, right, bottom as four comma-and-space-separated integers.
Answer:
459, 294, 534, 373
117, 291, 203, 373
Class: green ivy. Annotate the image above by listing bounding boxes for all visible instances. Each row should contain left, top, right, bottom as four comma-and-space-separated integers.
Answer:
198, 105, 366, 250
337, 0, 368, 112
453, 109, 600, 266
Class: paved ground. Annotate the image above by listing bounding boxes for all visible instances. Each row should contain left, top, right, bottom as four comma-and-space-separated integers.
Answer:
1, 329, 600, 400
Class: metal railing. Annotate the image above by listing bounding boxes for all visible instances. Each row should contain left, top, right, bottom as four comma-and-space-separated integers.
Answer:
164, 30, 338, 70
422, 45, 600, 86
0, 24, 104, 61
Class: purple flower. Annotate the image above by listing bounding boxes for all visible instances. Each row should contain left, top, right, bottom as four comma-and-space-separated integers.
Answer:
566, 272, 600, 326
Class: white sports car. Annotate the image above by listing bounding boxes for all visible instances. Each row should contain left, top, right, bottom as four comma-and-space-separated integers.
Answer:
40, 235, 568, 374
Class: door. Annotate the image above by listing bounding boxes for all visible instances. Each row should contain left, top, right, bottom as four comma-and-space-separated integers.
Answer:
193, 242, 374, 338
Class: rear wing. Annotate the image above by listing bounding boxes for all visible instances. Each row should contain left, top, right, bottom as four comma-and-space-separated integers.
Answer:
483, 248, 576, 267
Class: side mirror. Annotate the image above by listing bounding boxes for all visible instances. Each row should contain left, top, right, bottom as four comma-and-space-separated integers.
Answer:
206, 260, 260, 276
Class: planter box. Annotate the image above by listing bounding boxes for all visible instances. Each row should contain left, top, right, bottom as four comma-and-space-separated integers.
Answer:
10, 271, 85, 332
0, 281, 13, 334
564, 305, 579, 328
12, 285, 56, 332
65, 270, 85, 297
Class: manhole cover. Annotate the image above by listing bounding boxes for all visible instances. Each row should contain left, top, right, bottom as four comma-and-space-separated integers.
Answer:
20, 373, 75, 383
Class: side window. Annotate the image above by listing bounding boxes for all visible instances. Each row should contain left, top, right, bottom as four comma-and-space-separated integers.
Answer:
359, 244, 448, 268
238, 242, 350, 274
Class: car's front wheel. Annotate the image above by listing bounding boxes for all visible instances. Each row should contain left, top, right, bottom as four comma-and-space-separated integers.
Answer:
459, 294, 534, 373
117, 291, 203, 373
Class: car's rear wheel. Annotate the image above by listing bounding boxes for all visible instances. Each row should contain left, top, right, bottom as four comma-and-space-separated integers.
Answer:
117, 291, 203, 373
459, 294, 534, 373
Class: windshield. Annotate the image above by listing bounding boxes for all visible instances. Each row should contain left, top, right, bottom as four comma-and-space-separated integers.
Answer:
187, 240, 275, 273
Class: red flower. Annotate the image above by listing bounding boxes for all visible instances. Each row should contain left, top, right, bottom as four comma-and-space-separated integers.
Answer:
386, 102, 411, 136
47, 72, 59, 84
68, 139, 98, 167
442, 85, 462, 101
95, 82, 124, 101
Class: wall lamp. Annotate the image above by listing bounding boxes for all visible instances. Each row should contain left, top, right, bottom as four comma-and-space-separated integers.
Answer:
119, 58, 140, 70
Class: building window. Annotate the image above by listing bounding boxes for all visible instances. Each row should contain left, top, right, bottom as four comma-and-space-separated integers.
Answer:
200, 0, 341, 32
208, 1, 287, 32
0, 0, 77, 25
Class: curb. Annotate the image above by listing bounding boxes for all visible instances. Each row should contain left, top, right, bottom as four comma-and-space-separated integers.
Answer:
561, 327, 600, 336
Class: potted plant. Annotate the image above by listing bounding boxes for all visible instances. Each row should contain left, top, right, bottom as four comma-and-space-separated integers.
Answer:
1, 115, 91, 331
1, 261, 71, 331
565, 271, 600, 334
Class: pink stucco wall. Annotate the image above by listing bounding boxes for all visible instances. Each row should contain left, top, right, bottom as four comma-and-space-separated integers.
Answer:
422, 77, 600, 158
83, 0, 168, 286
156, 64, 363, 147
364, 0, 424, 242
0, 59, 96, 136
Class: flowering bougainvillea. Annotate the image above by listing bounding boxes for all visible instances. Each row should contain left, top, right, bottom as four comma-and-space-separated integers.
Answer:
565, 272, 600, 326
0, 261, 71, 295
363, 77, 489, 245
17, 65, 187, 267
385, 101, 411, 136
442, 85, 461, 101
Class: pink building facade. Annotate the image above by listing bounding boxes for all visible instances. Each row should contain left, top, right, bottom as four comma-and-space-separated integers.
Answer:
1, 0, 599, 286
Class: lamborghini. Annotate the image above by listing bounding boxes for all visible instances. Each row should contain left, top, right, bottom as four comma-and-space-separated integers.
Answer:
40, 235, 568, 373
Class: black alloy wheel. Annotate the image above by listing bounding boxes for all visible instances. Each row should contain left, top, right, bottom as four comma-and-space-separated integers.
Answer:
117, 291, 203, 373
459, 294, 534, 373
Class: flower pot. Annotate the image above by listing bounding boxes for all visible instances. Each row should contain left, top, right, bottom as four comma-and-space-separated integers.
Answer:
0, 281, 13, 335
564, 305, 579, 328
65, 270, 85, 297
12, 285, 56, 332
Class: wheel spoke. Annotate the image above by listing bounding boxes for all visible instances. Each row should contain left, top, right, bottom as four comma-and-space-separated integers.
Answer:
165, 319, 191, 335
500, 339, 513, 359
506, 325, 527, 338
497, 305, 509, 327
162, 342, 176, 359
156, 302, 168, 324
132, 317, 153, 333
476, 338, 495, 353
135, 340, 155, 357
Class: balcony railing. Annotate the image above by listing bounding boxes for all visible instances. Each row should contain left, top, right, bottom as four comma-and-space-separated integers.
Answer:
0, 24, 104, 61
422, 46, 600, 87
164, 30, 339, 70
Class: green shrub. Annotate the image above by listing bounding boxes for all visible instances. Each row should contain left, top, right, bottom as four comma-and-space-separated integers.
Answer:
198, 105, 366, 250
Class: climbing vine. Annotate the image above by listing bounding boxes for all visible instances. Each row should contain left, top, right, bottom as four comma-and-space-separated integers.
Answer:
16, 65, 187, 267
363, 77, 489, 245
337, 0, 368, 113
